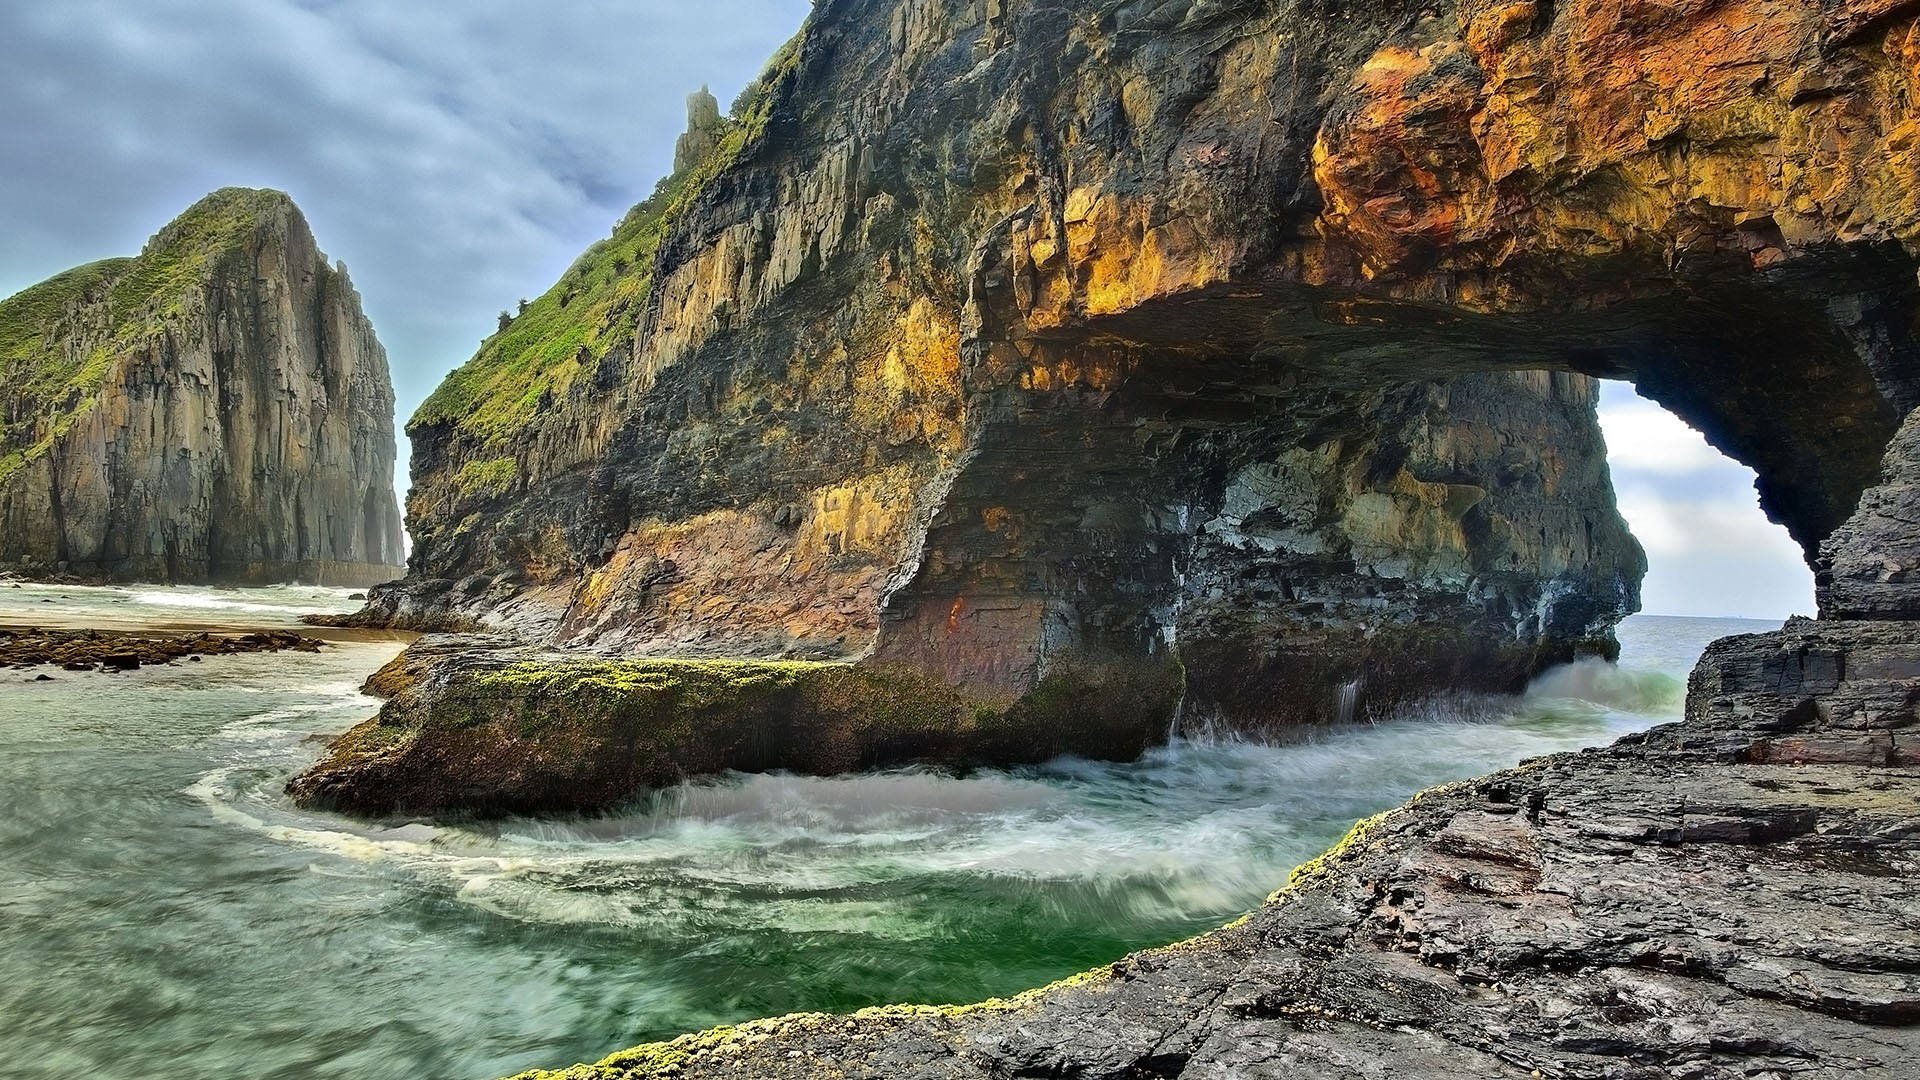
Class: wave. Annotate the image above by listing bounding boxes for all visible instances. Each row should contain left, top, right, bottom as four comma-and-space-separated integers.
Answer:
124, 585, 362, 616
1523, 657, 1684, 715
174, 622, 1714, 939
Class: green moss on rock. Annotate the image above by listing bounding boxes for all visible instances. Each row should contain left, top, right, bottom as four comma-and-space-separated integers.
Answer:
409, 193, 670, 442
451, 456, 519, 501
288, 646, 1179, 819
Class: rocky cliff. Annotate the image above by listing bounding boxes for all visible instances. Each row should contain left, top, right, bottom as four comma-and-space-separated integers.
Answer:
359, 0, 1695, 740
314, 0, 1920, 799
0, 188, 406, 586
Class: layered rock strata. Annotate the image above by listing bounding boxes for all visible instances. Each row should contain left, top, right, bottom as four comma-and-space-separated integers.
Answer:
0, 188, 406, 586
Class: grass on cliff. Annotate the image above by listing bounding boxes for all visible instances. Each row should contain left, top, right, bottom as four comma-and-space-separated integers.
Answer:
409, 29, 806, 450
451, 456, 519, 500
0, 187, 287, 483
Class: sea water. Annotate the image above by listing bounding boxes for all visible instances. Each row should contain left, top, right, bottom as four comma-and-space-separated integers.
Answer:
0, 586, 1773, 1079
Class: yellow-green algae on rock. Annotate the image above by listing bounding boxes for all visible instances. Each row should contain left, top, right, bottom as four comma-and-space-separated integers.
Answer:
505, 954, 1130, 1080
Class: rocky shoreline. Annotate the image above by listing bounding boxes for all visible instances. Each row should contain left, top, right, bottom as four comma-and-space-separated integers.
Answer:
2, 627, 324, 673
509, 617, 1920, 1079
249, 0, 1920, 1068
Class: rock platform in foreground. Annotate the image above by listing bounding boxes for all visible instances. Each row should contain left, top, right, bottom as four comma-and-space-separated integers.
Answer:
509, 618, 1920, 1079
286, 635, 1182, 817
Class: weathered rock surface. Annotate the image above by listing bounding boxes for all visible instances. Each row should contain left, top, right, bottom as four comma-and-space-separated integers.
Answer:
0, 188, 406, 587
1820, 408, 1920, 620
511, 616, 1920, 1080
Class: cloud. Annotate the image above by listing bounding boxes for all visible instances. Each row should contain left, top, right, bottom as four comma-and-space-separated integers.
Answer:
1596, 398, 1729, 474
1597, 382, 1815, 619
1612, 486, 1798, 558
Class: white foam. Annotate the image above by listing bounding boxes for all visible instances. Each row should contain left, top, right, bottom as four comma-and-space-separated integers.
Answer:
173, 625, 1701, 933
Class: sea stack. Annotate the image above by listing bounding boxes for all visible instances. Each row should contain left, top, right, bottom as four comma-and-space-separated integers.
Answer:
0, 188, 405, 586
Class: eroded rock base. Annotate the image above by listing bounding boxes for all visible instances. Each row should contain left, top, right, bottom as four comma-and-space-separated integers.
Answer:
511, 618, 1920, 1079
288, 636, 1182, 817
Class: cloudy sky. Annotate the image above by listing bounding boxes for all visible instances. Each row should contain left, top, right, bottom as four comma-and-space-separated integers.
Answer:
0, 0, 811, 475
0, 3, 1813, 620
1596, 381, 1814, 619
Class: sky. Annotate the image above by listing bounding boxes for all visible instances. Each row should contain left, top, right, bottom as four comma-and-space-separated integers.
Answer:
0, 4, 1814, 620
1596, 381, 1814, 620
0, 0, 812, 483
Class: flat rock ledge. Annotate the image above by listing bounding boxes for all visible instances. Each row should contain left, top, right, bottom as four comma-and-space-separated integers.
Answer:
511, 618, 1920, 1080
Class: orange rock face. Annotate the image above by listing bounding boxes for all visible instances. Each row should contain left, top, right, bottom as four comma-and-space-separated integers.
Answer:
1313, 0, 1920, 295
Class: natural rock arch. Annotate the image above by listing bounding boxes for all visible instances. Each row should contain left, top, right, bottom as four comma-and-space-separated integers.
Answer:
868, 239, 1916, 719
363, 0, 1920, 755
312, 0, 1920, 1072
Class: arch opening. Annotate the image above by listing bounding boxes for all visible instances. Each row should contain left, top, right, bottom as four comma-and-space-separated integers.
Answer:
1595, 381, 1814, 621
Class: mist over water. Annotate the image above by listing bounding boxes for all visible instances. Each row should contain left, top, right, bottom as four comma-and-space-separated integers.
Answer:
0, 594, 1767, 1079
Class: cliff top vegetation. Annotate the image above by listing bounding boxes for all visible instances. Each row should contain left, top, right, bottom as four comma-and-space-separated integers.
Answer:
409, 31, 806, 451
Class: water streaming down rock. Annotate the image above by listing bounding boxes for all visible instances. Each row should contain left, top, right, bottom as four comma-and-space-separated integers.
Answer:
1334, 678, 1363, 726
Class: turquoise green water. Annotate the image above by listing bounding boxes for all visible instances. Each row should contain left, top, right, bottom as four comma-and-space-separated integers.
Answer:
0, 586, 1772, 1079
